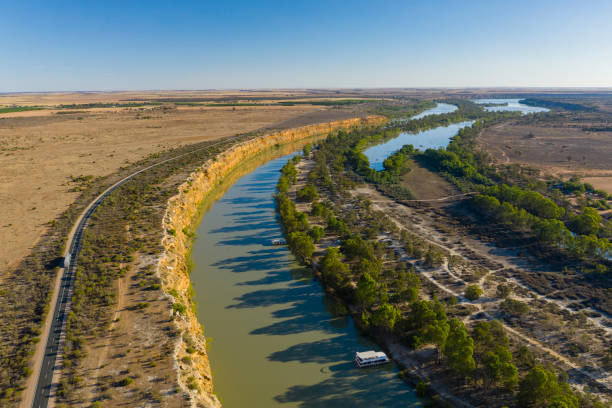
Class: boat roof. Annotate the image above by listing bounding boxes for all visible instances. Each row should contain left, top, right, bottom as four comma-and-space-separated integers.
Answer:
356, 350, 387, 360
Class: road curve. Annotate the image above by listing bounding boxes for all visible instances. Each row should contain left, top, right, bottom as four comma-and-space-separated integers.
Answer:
26, 136, 240, 408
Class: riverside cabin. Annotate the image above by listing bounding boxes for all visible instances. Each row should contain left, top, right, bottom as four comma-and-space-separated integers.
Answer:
354, 350, 390, 367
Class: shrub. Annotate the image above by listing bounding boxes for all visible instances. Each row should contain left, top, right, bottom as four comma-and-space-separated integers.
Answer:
415, 380, 427, 397
496, 283, 511, 299
186, 376, 199, 391
308, 226, 325, 243
118, 377, 133, 387
464, 284, 483, 301
500, 299, 530, 318
297, 184, 319, 202
172, 303, 187, 315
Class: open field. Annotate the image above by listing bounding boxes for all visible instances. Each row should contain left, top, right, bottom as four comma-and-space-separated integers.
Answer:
478, 107, 612, 193
0, 91, 377, 273
399, 158, 459, 201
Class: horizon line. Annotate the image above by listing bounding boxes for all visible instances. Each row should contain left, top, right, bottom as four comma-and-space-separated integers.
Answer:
2, 86, 612, 96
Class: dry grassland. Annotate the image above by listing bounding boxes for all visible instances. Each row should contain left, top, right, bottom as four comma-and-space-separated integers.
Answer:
478, 118, 612, 193
0, 91, 362, 274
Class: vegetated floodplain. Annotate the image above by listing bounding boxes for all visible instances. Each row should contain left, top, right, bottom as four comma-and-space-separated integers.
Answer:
276, 100, 610, 407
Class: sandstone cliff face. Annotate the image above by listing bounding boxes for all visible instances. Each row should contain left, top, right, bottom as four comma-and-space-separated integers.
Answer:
156, 116, 385, 407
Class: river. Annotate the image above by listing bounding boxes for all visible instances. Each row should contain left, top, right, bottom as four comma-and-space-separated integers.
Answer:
188, 98, 547, 407
364, 100, 549, 170
411, 102, 457, 119
364, 120, 474, 171
473, 98, 550, 114
191, 148, 421, 407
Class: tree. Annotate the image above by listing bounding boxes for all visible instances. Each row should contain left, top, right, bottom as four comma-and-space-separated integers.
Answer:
308, 226, 325, 243
277, 176, 290, 193
341, 235, 374, 260
356, 272, 378, 309
394, 269, 420, 303
320, 247, 349, 288
443, 318, 475, 377
296, 211, 310, 231
570, 207, 602, 235
518, 366, 578, 408
297, 184, 319, 202
424, 247, 444, 267
281, 161, 297, 183
354, 257, 382, 279
472, 320, 508, 355
481, 346, 518, 390
289, 232, 314, 264
465, 284, 483, 301
409, 300, 449, 362
424, 318, 450, 363
303, 143, 312, 156
515, 345, 536, 369
371, 302, 401, 331
311, 202, 329, 218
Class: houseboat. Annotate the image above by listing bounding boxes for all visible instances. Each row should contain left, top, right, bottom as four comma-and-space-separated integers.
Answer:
354, 350, 391, 367
271, 238, 287, 246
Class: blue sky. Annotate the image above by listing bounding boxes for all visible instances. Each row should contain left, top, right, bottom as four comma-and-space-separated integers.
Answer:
2, 0, 611, 91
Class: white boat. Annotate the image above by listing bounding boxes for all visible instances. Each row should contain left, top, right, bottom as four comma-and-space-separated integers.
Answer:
271, 238, 287, 246
354, 350, 390, 367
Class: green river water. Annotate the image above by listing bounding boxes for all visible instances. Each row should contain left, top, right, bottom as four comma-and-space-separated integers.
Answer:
190, 145, 422, 407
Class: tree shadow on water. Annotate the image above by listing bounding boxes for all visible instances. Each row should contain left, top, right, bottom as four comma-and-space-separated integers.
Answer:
221, 196, 263, 205
237, 270, 294, 286
227, 284, 314, 311
216, 230, 278, 246
209, 219, 278, 234
268, 335, 356, 365
274, 366, 420, 408
229, 209, 267, 216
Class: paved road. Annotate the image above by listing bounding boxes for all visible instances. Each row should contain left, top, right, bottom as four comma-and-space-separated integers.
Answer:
29, 136, 239, 408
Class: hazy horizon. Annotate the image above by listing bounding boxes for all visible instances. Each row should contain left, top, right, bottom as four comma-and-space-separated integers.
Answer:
2, 0, 612, 92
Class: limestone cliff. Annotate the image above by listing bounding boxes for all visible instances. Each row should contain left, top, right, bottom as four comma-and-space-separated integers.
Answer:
156, 116, 386, 407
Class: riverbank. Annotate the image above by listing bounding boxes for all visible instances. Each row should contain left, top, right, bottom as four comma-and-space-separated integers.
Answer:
156, 116, 386, 406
